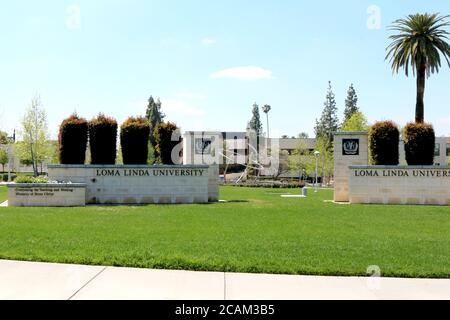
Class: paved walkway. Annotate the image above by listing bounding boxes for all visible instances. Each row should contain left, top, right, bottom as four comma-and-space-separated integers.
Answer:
0, 260, 449, 300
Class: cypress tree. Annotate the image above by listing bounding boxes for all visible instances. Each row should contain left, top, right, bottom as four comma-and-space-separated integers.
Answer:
343, 84, 359, 122
145, 96, 165, 162
248, 102, 263, 136
314, 81, 340, 145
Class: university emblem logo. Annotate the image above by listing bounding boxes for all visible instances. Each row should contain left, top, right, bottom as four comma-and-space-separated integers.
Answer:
342, 139, 359, 156
195, 139, 212, 155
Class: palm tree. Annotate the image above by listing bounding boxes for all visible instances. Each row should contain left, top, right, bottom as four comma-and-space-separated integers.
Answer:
386, 13, 450, 123
262, 104, 271, 139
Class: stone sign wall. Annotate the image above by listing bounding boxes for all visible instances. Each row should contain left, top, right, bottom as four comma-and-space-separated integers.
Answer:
48, 165, 218, 204
334, 132, 447, 203
349, 166, 450, 205
7, 183, 86, 207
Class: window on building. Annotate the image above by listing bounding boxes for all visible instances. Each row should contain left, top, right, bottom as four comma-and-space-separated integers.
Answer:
447, 144, 450, 165
434, 143, 440, 157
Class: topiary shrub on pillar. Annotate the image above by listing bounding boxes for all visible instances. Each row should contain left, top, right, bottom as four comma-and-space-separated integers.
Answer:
58, 114, 88, 164
154, 122, 181, 165
368, 120, 400, 165
403, 122, 435, 165
120, 116, 150, 165
88, 114, 118, 165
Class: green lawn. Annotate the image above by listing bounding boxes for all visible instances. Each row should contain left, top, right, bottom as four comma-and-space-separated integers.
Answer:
0, 186, 6, 202
0, 186, 449, 278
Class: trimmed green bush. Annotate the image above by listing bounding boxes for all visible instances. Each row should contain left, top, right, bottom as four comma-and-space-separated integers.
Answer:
120, 117, 150, 165
368, 120, 400, 165
154, 122, 181, 165
403, 122, 435, 165
58, 114, 88, 164
2, 173, 16, 182
14, 176, 33, 183
89, 114, 118, 165
220, 164, 246, 174
15, 175, 48, 184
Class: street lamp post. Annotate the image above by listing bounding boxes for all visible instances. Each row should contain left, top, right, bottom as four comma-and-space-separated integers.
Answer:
314, 150, 320, 192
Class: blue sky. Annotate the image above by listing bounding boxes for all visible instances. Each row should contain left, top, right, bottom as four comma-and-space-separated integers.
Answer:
1, 0, 449, 139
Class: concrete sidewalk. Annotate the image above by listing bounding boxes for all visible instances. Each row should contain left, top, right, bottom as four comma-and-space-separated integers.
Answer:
0, 259, 449, 300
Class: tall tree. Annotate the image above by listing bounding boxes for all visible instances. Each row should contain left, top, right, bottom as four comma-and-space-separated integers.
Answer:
247, 102, 263, 176
386, 13, 450, 123
249, 102, 263, 137
341, 111, 369, 132
288, 139, 315, 180
343, 84, 359, 122
20, 95, 50, 176
297, 132, 309, 139
314, 81, 339, 146
315, 136, 334, 185
0, 131, 8, 144
145, 96, 165, 161
0, 148, 8, 172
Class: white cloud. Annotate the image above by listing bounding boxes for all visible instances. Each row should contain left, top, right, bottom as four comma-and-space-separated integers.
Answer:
202, 37, 217, 46
210, 66, 274, 81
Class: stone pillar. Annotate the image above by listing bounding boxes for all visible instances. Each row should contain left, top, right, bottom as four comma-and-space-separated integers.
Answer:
334, 132, 368, 202
183, 131, 221, 202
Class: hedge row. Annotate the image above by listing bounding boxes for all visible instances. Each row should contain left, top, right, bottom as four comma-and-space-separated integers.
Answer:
58, 114, 176, 165
88, 114, 118, 165
2, 173, 17, 182
58, 114, 88, 165
120, 116, 150, 165
403, 122, 435, 165
154, 122, 181, 165
368, 121, 400, 165
15, 175, 49, 184
231, 181, 306, 188
368, 120, 436, 165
